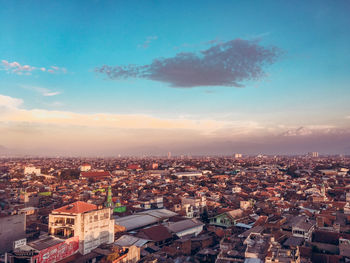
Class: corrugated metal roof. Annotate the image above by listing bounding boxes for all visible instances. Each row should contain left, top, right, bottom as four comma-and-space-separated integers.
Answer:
28, 236, 64, 251
139, 209, 177, 219
114, 209, 177, 231
115, 214, 158, 231
235, 223, 252, 229
166, 219, 204, 233
114, 235, 149, 247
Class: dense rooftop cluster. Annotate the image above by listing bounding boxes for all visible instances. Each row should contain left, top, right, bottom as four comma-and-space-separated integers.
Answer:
0, 154, 350, 262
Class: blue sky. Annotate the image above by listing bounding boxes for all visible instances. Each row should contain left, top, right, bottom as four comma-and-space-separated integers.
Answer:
1, 0, 350, 155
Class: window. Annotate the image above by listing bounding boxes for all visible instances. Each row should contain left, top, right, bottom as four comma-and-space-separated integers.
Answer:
54, 217, 64, 224
66, 218, 75, 225
293, 230, 304, 235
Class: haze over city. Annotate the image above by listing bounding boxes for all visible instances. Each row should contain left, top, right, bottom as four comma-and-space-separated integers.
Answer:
1, 0, 350, 156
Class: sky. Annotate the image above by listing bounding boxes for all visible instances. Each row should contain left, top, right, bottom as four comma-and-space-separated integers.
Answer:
1, 0, 350, 156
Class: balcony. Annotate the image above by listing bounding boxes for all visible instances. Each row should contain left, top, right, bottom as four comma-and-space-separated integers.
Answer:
51, 222, 75, 227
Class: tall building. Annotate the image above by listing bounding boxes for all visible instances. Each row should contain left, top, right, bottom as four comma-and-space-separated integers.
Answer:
167, 151, 171, 159
49, 201, 114, 255
308, 152, 319, 158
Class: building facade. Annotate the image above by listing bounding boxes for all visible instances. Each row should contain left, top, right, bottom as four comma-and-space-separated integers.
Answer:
49, 201, 114, 255
24, 166, 41, 175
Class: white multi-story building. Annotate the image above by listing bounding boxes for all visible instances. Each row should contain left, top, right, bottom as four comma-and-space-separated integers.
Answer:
181, 195, 207, 218
79, 163, 92, 172
24, 166, 41, 176
182, 195, 206, 209
174, 171, 203, 179
308, 152, 319, 158
139, 196, 164, 210
49, 201, 114, 255
234, 153, 242, 158
232, 186, 242, 193
292, 220, 314, 241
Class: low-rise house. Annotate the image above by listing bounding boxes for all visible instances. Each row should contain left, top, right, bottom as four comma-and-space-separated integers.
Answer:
339, 237, 350, 259
138, 196, 164, 210
216, 236, 246, 262
210, 209, 244, 228
265, 243, 300, 263
244, 233, 270, 260
108, 245, 140, 263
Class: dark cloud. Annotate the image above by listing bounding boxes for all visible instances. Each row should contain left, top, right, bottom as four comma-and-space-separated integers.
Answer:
95, 39, 282, 87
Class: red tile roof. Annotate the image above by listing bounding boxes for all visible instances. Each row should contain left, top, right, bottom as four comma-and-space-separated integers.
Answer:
138, 225, 172, 242
253, 215, 268, 227
80, 171, 111, 179
52, 201, 97, 214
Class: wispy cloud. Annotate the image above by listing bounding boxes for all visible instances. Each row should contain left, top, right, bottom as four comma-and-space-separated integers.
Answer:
20, 85, 61, 97
1, 60, 35, 75
138, 36, 158, 49
281, 126, 313, 136
280, 125, 346, 137
1, 60, 67, 75
96, 38, 282, 88
43, 91, 61, 96
0, 94, 23, 109
1, 94, 349, 155
47, 65, 67, 74
1, 94, 346, 138
0, 94, 230, 132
